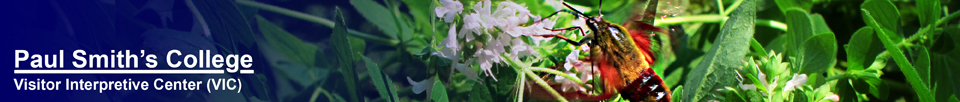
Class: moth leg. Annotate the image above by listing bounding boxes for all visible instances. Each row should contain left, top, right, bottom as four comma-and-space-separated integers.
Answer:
529, 34, 585, 46
530, 9, 585, 25
544, 26, 587, 36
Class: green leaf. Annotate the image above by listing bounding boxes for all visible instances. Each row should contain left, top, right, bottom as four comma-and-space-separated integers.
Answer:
809, 14, 834, 35
257, 16, 318, 66
933, 55, 960, 102
191, 0, 257, 49
672, 85, 683, 102
363, 57, 399, 102
430, 77, 449, 102
917, 0, 942, 27
852, 78, 888, 100
330, 7, 361, 102
846, 27, 883, 71
951, 95, 960, 102
785, 9, 814, 58
469, 80, 493, 102
916, 47, 931, 87
682, 0, 754, 101
773, 0, 813, 14
349, 37, 367, 60
750, 38, 768, 56
350, 0, 399, 40
836, 79, 860, 102
799, 33, 837, 74
863, 9, 935, 102
861, 0, 901, 40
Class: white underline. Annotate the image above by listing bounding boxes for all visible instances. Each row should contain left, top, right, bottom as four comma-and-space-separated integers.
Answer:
240, 70, 254, 74
13, 70, 256, 74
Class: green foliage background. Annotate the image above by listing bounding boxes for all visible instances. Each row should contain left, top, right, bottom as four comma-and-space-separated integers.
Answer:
183, 0, 960, 101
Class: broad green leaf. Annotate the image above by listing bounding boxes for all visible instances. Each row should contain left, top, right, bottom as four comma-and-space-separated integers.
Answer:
331, 7, 361, 102
430, 77, 449, 102
785, 9, 814, 58
863, 9, 935, 102
933, 55, 960, 102
846, 27, 882, 71
494, 66, 519, 97
917, 0, 942, 27
191, 0, 257, 49
257, 16, 317, 66
682, 0, 754, 101
363, 57, 399, 102
852, 78, 888, 100
744, 90, 764, 102
773, 0, 813, 14
861, 0, 901, 40
400, 0, 434, 30
469, 80, 493, 102
931, 30, 956, 54
836, 79, 860, 102
809, 14, 834, 35
799, 33, 837, 74
916, 47, 931, 87
951, 95, 960, 102
349, 37, 367, 60
350, 0, 400, 40
672, 86, 683, 102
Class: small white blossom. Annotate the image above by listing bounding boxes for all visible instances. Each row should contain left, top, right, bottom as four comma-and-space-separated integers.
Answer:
525, 18, 559, 43
407, 77, 435, 94
554, 72, 584, 92
783, 74, 808, 91
471, 0, 496, 29
434, 24, 460, 59
509, 38, 537, 58
434, 24, 478, 80
563, 50, 581, 70
474, 50, 500, 81
435, 0, 463, 23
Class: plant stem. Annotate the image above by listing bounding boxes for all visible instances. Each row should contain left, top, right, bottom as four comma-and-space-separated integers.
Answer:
655, 15, 727, 26
909, 10, 960, 42
864, 10, 934, 102
235, 0, 400, 46
721, 0, 745, 16
502, 54, 567, 102
757, 19, 789, 31
529, 67, 585, 85
524, 69, 569, 102
310, 87, 337, 102
517, 70, 526, 102
716, 0, 726, 14
654, 15, 788, 31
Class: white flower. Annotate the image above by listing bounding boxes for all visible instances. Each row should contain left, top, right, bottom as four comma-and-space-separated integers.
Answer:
783, 74, 808, 91
525, 18, 559, 43
435, 0, 463, 23
433, 24, 478, 80
457, 16, 478, 41
509, 38, 537, 58
563, 50, 581, 70
407, 77, 435, 94
471, 0, 496, 29
434, 24, 460, 59
474, 50, 500, 81
554, 72, 584, 92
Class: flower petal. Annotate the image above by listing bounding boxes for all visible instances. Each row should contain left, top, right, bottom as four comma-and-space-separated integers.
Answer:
407, 77, 435, 94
